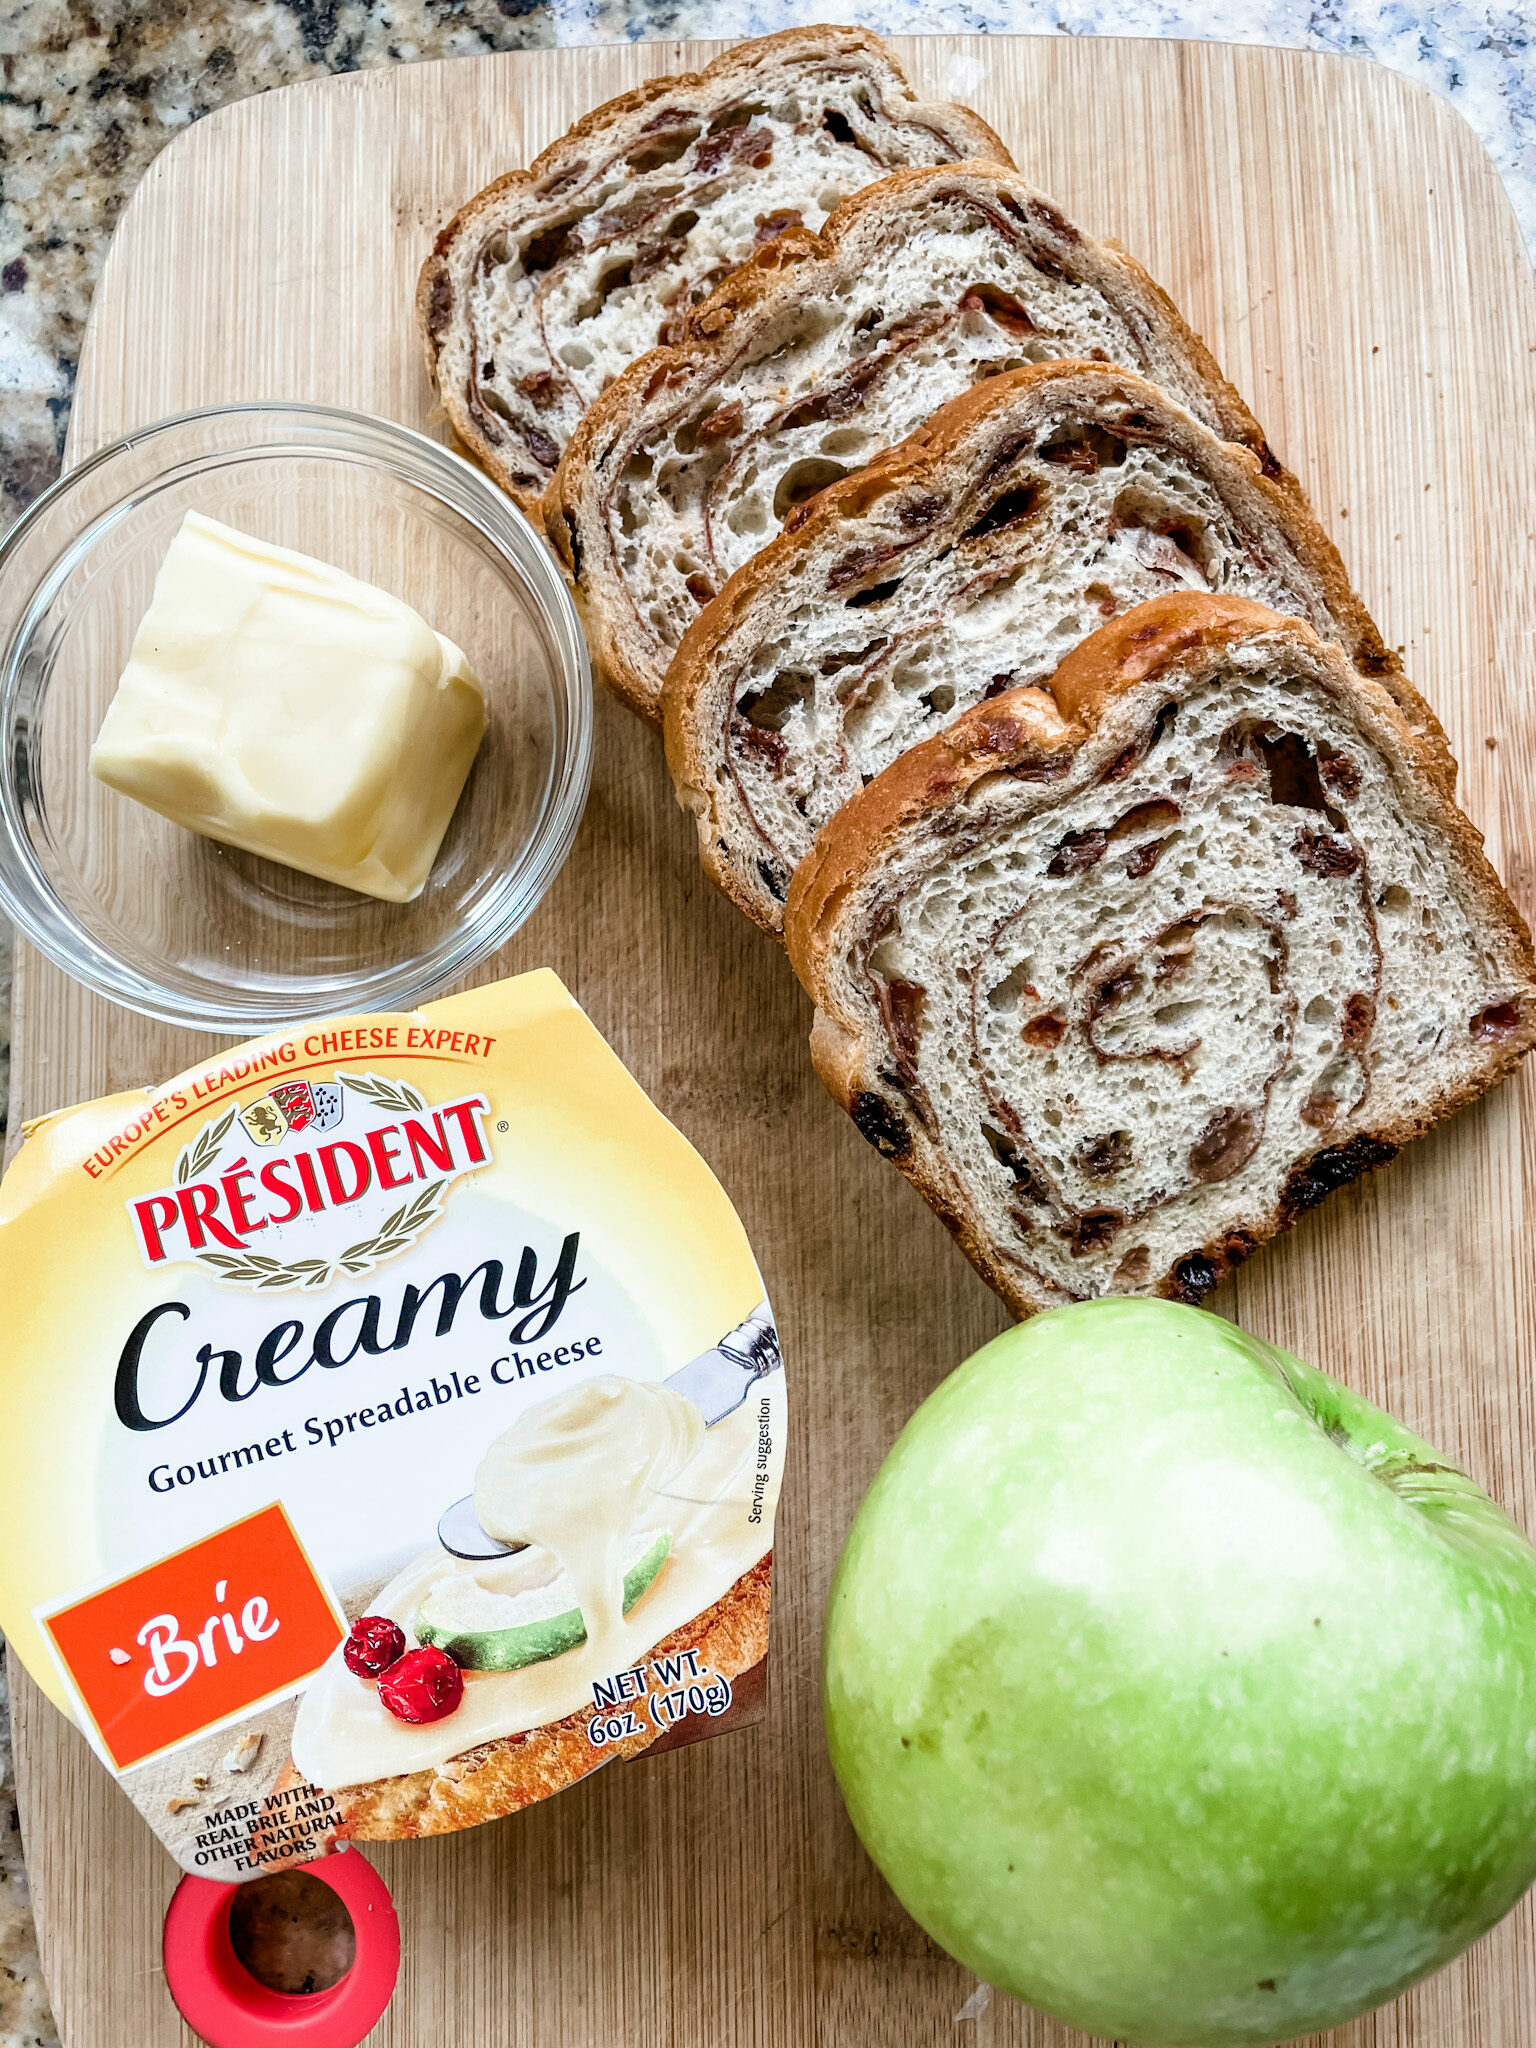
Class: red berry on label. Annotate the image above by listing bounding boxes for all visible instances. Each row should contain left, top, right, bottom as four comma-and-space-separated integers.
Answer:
344, 1615, 407, 1679
377, 1646, 464, 1724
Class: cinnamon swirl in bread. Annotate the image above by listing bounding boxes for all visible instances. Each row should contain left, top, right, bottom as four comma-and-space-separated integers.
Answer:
419, 28, 1005, 508
667, 362, 1431, 936
548, 164, 1269, 722
785, 594, 1536, 1317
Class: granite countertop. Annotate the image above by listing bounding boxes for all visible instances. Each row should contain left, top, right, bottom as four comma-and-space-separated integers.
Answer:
2, 3, 1534, 2041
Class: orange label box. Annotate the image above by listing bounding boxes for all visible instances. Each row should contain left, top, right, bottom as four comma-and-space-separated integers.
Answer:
40, 1503, 345, 1770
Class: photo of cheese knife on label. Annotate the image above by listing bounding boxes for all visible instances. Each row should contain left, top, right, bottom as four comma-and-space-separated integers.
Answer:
437, 1303, 781, 1559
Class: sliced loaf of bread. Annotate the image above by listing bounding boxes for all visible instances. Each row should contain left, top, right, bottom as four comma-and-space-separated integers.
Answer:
547, 164, 1270, 722
418, 28, 1006, 508
785, 593, 1536, 1318
666, 362, 1440, 934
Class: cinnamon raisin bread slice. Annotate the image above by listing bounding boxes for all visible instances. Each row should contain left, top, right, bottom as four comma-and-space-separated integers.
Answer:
785, 593, 1536, 1318
547, 163, 1270, 723
419, 28, 1005, 509
667, 362, 1435, 935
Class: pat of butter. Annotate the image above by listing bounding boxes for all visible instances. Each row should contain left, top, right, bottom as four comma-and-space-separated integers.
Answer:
89, 511, 488, 903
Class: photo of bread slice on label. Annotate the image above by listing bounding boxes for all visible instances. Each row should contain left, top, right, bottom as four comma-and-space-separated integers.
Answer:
419, 25, 1007, 507
273, 1355, 781, 1847
665, 361, 1435, 935
786, 593, 1536, 1318
255, 1554, 772, 1853
548, 161, 1268, 724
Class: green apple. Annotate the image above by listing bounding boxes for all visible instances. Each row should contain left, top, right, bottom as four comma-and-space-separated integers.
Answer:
823, 1299, 1536, 2046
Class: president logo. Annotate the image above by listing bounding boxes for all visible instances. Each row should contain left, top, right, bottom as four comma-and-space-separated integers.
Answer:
127, 1073, 491, 1292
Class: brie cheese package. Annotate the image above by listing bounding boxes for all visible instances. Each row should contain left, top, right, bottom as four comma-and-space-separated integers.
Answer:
0, 972, 784, 1876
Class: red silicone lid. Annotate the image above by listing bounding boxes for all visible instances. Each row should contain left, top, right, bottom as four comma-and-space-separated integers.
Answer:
162, 1851, 399, 2048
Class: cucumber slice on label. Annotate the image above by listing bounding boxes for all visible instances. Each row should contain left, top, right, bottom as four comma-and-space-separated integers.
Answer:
414, 1530, 672, 1671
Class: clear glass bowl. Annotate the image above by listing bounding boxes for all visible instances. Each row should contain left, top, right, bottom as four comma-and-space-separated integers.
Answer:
0, 403, 592, 1033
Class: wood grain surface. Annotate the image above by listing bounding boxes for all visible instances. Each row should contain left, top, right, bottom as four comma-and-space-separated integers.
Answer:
11, 33, 1536, 2047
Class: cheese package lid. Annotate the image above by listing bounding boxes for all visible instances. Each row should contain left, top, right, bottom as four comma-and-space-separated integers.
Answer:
0, 971, 784, 1877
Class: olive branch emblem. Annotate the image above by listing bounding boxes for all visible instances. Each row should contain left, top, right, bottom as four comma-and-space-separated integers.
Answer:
177, 1072, 449, 1292
335, 1180, 448, 1275
336, 1072, 429, 1117
175, 1107, 237, 1187
191, 1250, 336, 1292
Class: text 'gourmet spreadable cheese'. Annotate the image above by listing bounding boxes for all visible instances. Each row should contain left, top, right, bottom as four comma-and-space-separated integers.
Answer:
0, 973, 785, 1877
89, 512, 487, 902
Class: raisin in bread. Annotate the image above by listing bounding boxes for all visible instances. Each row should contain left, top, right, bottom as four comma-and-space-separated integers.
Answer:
666, 361, 1443, 935
785, 593, 1536, 1318
547, 162, 1270, 724
418, 28, 1005, 508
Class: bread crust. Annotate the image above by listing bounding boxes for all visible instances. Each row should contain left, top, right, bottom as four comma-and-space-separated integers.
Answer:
664, 361, 1450, 937
255, 1555, 772, 1854
785, 594, 1536, 1320
546, 164, 1272, 726
418, 28, 1007, 510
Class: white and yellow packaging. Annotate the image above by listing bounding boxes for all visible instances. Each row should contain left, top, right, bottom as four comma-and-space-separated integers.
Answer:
0, 972, 784, 1876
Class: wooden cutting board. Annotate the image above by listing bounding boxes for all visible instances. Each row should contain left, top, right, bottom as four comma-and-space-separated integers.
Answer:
11, 32, 1536, 2047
